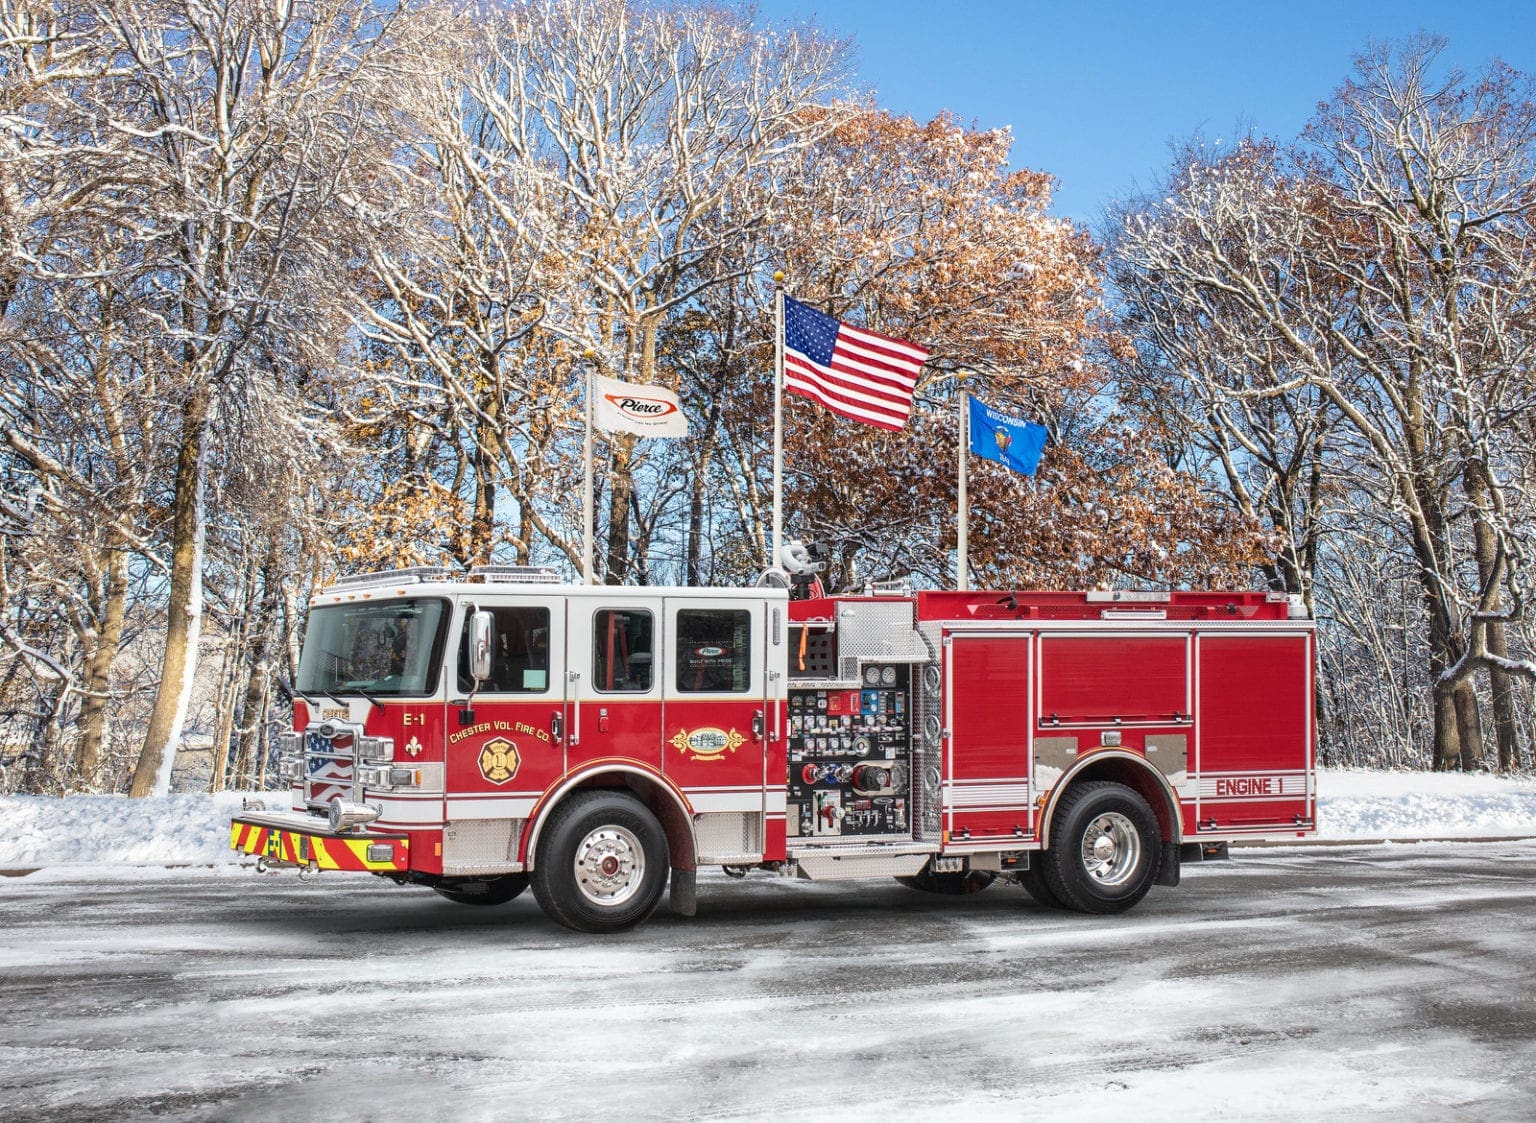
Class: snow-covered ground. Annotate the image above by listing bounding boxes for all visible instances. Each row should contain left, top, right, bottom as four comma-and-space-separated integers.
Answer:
0, 769, 1533, 867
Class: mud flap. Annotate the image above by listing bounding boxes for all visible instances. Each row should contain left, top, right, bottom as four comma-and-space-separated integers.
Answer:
1154, 841, 1180, 887
670, 867, 697, 917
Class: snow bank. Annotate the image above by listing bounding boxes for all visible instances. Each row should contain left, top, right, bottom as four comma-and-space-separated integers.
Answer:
1314, 768, 1536, 840
1, 770, 1534, 867
0, 791, 259, 866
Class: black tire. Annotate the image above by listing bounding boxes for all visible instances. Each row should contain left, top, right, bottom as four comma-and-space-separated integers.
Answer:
895, 869, 997, 895
1016, 859, 1067, 909
433, 873, 529, 906
531, 790, 670, 933
1040, 781, 1161, 915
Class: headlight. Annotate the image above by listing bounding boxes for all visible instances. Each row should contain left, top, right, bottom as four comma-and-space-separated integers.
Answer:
277, 757, 304, 781
278, 731, 304, 755
360, 764, 421, 789
358, 736, 394, 762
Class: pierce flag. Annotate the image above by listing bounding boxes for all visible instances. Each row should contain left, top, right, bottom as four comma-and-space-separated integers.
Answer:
968, 395, 1047, 475
593, 373, 687, 438
782, 296, 928, 431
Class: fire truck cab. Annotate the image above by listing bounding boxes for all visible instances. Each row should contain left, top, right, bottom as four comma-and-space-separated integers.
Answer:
231, 566, 1316, 932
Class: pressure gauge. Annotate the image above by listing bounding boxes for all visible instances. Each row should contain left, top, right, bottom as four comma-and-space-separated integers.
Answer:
881, 666, 897, 686
863, 666, 881, 685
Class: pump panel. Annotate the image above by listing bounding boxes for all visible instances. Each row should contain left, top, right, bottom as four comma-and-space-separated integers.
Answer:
786, 664, 913, 839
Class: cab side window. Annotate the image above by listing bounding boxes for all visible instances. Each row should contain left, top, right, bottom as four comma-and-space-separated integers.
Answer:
594, 609, 654, 692
675, 609, 750, 693
458, 605, 550, 693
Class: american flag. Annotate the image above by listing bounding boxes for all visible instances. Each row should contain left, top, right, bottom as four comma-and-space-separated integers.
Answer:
305, 730, 354, 807
783, 296, 929, 431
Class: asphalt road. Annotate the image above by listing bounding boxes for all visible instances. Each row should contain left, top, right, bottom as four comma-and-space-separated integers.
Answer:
2, 842, 1535, 1121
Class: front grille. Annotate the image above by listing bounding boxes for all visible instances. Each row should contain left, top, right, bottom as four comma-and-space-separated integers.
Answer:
305, 730, 355, 809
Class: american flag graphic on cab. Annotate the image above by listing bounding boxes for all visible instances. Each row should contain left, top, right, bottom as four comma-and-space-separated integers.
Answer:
306, 730, 354, 807
782, 296, 928, 430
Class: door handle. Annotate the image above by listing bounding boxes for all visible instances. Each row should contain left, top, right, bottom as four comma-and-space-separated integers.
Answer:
752, 710, 765, 741
551, 711, 564, 744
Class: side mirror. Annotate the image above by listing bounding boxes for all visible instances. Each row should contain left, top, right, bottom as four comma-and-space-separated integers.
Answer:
469, 609, 495, 683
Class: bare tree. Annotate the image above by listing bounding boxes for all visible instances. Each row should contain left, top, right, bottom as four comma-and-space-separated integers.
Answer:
1113, 38, 1536, 769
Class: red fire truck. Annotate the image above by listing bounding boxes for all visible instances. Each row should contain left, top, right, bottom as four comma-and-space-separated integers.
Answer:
230, 565, 1316, 931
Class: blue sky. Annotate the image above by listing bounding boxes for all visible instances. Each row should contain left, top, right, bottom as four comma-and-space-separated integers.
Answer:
752, 1, 1536, 227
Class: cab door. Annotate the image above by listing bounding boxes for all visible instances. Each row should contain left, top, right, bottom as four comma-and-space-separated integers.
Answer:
444, 595, 568, 820
662, 596, 768, 800
565, 596, 665, 771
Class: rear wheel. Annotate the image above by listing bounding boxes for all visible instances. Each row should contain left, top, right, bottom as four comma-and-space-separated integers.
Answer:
896, 869, 997, 895
1041, 781, 1161, 914
433, 874, 528, 907
532, 790, 670, 933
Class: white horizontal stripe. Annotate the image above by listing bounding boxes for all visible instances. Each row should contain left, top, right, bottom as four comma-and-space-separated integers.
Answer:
688, 792, 763, 812
373, 814, 445, 829
1200, 770, 1309, 776
446, 796, 538, 819
949, 784, 1032, 808
946, 780, 1032, 792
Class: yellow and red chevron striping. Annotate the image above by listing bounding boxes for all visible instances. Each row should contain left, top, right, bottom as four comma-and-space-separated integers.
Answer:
229, 820, 409, 872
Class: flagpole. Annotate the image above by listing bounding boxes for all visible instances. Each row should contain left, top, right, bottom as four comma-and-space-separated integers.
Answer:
771, 272, 785, 573
957, 375, 969, 592
582, 348, 595, 585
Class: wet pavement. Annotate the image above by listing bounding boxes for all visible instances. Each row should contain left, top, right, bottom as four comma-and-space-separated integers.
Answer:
2, 842, 1534, 1120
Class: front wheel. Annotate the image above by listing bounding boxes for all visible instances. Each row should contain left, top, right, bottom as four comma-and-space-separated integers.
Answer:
532, 790, 670, 933
1041, 781, 1161, 915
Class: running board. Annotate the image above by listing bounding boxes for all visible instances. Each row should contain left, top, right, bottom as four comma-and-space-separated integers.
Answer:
793, 850, 931, 880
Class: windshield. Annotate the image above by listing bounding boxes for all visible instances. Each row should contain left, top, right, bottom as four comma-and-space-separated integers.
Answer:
296, 598, 449, 698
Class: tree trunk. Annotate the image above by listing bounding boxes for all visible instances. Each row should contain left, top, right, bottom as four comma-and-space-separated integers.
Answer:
231, 546, 282, 790
1463, 461, 1519, 772
604, 434, 636, 583
470, 355, 501, 567
1431, 685, 1462, 772
130, 387, 211, 797
1426, 576, 1466, 771
207, 633, 242, 794
1453, 682, 1484, 771
73, 544, 129, 790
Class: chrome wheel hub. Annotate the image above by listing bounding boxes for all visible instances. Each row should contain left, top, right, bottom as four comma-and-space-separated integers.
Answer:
1080, 811, 1141, 888
573, 825, 644, 907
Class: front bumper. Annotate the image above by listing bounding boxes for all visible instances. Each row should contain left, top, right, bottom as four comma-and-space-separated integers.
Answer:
230, 810, 410, 872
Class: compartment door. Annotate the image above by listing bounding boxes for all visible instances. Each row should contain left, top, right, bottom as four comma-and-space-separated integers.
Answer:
945, 632, 1034, 842
1195, 632, 1314, 833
